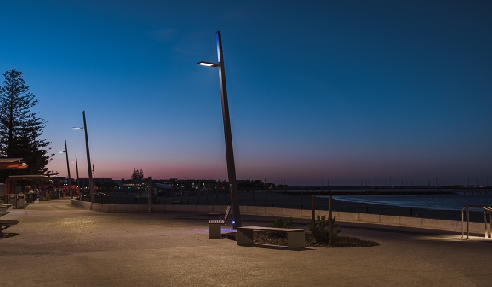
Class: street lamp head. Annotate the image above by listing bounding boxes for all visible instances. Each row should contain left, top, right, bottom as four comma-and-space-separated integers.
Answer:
58, 151, 66, 153
197, 61, 219, 67
72, 127, 84, 130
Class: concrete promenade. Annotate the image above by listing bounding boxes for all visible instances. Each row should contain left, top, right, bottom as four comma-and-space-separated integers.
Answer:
1, 198, 492, 286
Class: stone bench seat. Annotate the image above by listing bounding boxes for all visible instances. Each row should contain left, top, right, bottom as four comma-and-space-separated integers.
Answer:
0, 220, 19, 235
236, 226, 305, 249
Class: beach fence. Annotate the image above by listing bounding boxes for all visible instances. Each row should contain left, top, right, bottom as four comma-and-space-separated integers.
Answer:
73, 189, 492, 225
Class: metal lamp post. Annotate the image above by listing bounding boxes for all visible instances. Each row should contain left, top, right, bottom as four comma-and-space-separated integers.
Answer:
59, 140, 73, 199
73, 111, 95, 203
198, 30, 242, 228
75, 158, 80, 199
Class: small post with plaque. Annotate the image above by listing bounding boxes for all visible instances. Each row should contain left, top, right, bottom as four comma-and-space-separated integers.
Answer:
148, 177, 152, 213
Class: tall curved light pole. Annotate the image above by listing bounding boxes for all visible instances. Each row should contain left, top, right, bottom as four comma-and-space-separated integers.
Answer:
83, 111, 95, 203
64, 140, 73, 198
75, 157, 80, 199
198, 30, 242, 228
74, 111, 95, 203
59, 140, 73, 198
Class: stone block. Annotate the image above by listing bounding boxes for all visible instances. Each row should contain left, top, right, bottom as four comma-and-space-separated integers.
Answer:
399, 216, 422, 227
166, 205, 181, 213
152, 205, 166, 212
212, 205, 228, 213
380, 215, 400, 226
106, 204, 118, 213
264, 207, 282, 216
196, 205, 212, 214
246, 206, 266, 216
336, 212, 359, 222
180, 205, 197, 213
281, 208, 302, 218
90, 203, 100, 212
239, 205, 248, 214
359, 213, 380, 223
99, 204, 109, 213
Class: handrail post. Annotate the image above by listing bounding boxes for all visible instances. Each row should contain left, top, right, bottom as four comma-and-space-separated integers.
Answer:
487, 211, 491, 238
148, 177, 152, 213
461, 207, 465, 239
484, 211, 488, 238
489, 212, 492, 238
462, 205, 492, 240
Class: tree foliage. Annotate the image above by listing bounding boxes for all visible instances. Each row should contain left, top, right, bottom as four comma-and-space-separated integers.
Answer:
130, 168, 144, 180
267, 216, 293, 239
307, 215, 341, 244
0, 69, 53, 181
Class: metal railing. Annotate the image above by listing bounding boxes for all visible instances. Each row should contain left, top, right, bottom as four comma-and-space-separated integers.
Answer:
461, 205, 492, 239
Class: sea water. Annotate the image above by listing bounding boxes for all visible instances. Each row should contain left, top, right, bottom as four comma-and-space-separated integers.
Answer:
330, 193, 492, 211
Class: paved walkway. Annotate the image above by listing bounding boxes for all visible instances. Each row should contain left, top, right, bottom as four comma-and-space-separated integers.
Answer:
1, 198, 491, 286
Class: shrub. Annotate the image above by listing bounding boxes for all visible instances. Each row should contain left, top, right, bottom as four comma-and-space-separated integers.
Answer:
267, 216, 293, 239
308, 215, 341, 244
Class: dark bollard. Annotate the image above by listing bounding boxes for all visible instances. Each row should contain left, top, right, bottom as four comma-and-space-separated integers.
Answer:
272, 203, 274, 207
409, 208, 413, 217
329, 195, 333, 246
301, 204, 303, 209
312, 195, 316, 224
365, 206, 369, 213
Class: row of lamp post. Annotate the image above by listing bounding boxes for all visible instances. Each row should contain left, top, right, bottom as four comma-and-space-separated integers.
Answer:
60, 110, 95, 203
58, 31, 241, 226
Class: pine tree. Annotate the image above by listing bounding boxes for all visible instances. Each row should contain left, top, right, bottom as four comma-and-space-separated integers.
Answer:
130, 168, 144, 180
0, 69, 53, 181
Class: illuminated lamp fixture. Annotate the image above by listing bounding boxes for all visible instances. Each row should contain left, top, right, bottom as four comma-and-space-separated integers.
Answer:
197, 61, 219, 67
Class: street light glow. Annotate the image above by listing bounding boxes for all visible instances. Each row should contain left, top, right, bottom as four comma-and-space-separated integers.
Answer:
197, 61, 219, 67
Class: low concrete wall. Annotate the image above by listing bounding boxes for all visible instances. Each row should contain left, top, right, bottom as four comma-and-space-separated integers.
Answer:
71, 200, 91, 209
70, 200, 486, 234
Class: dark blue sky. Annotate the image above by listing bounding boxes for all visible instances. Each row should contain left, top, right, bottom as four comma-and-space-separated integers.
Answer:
1, 0, 491, 185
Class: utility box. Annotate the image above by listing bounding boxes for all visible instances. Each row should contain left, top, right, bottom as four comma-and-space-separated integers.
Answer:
8, 194, 17, 208
16, 194, 25, 209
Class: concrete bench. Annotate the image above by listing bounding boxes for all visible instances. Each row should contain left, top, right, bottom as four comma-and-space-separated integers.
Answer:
0, 220, 19, 235
1, 204, 13, 210
0, 206, 8, 216
237, 226, 305, 249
